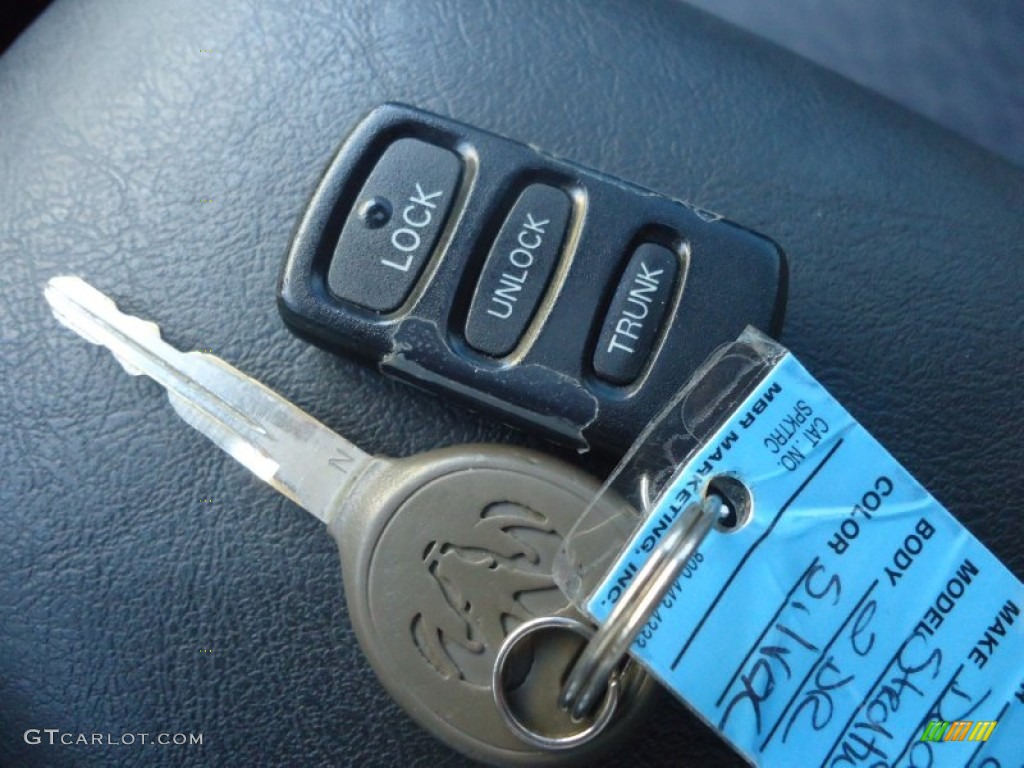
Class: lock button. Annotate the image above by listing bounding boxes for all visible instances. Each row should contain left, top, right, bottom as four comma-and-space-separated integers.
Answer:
327, 138, 461, 312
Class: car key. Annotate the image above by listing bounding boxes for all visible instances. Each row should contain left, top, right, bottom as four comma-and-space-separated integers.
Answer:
279, 102, 787, 454
44, 276, 658, 766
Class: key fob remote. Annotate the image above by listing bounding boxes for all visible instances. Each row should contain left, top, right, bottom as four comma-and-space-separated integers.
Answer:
278, 103, 786, 453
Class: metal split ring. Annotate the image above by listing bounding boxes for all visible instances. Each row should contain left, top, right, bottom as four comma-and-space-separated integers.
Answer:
559, 494, 722, 720
492, 615, 623, 750
492, 494, 723, 749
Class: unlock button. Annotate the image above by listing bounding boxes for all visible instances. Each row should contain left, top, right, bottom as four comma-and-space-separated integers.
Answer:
465, 184, 572, 357
328, 139, 462, 312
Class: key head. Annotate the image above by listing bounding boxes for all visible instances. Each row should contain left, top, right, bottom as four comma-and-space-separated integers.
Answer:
330, 445, 658, 765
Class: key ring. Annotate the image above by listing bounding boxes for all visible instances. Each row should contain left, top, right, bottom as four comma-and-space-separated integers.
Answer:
559, 494, 722, 720
492, 616, 624, 750
492, 494, 722, 749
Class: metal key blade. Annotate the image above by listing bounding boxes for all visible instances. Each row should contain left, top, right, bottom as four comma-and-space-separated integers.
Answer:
44, 276, 372, 523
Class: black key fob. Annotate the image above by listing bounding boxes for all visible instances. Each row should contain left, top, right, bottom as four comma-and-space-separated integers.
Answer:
278, 103, 786, 453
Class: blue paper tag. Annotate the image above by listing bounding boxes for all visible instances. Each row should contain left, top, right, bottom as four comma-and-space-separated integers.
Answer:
587, 353, 1022, 767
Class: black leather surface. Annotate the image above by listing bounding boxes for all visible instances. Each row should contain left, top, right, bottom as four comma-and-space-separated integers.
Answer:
1, 1, 1021, 766
687, 0, 1024, 167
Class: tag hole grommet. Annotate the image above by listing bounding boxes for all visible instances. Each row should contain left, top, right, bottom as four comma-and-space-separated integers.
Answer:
492, 616, 623, 750
706, 474, 753, 533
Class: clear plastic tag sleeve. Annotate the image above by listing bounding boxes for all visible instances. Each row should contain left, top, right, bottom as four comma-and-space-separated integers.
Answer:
555, 330, 1023, 767
554, 327, 787, 603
